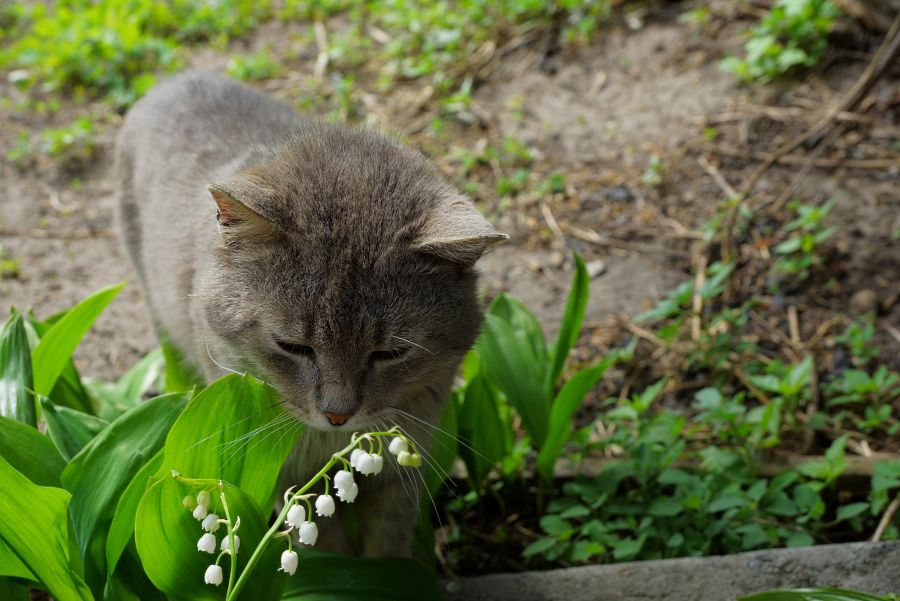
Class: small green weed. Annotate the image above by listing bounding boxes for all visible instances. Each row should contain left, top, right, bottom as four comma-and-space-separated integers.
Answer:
721, 0, 840, 83
226, 51, 282, 81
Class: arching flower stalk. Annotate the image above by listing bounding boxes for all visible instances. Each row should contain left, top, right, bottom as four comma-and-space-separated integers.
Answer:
178, 426, 422, 601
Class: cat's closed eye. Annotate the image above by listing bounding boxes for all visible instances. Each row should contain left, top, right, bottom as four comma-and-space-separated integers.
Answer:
368, 347, 409, 367
276, 340, 316, 359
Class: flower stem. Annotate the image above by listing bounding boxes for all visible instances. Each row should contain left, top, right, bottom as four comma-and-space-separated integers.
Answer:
225, 436, 364, 601
219, 487, 238, 598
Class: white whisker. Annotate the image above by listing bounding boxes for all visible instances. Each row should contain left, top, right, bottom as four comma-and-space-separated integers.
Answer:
391, 335, 435, 356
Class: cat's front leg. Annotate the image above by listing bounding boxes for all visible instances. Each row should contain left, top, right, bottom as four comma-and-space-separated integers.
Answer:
357, 466, 422, 557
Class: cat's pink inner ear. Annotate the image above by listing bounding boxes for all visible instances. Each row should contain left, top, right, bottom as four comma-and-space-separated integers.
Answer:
414, 196, 508, 266
206, 181, 278, 240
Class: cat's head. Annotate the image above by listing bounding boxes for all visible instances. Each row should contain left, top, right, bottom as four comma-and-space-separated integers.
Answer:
199, 123, 505, 431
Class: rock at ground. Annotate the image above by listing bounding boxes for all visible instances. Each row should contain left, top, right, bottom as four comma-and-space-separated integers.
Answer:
444, 542, 900, 601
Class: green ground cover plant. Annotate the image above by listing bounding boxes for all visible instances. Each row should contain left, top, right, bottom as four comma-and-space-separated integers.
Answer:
722, 0, 841, 82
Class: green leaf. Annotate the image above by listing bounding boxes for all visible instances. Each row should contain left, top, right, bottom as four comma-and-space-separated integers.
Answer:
477, 314, 549, 447
488, 294, 548, 367
135, 476, 284, 601
0, 310, 35, 426
41, 398, 108, 461
537, 352, 619, 481
160, 335, 205, 393
0, 455, 93, 601
740, 588, 890, 601
0, 578, 29, 601
83, 348, 164, 420
106, 449, 164, 574
522, 537, 557, 558
281, 548, 441, 600
456, 373, 509, 486
546, 253, 589, 395
156, 374, 302, 509
0, 415, 66, 487
31, 283, 124, 398
61, 392, 187, 580
648, 497, 683, 517
834, 502, 868, 523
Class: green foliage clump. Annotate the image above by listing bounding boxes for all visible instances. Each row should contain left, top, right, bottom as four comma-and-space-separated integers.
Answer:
721, 0, 840, 82
226, 51, 283, 81
1, 0, 273, 106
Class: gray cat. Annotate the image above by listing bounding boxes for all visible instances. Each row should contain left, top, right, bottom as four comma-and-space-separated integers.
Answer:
115, 71, 505, 556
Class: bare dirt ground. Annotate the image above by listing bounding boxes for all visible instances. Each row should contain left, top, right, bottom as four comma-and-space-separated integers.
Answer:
1, 3, 898, 384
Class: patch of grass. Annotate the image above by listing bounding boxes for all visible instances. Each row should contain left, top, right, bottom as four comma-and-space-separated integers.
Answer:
226, 50, 283, 81
0, 245, 22, 280
1, 0, 274, 106
721, 0, 840, 83
6, 117, 98, 168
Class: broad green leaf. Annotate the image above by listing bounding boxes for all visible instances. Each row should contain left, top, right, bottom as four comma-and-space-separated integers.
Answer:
135, 476, 284, 601
156, 373, 302, 509
477, 314, 549, 447
41, 398, 108, 461
106, 449, 164, 573
740, 588, 890, 601
61, 392, 187, 576
537, 353, 619, 482
488, 294, 548, 367
31, 283, 124, 398
0, 455, 93, 601
26, 312, 94, 415
161, 335, 205, 393
546, 253, 589, 396
83, 347, 164, 420
281, 548, 441, 601
0, 578, 29, 601
0, 310, 35, 426
456, 373, 509, 486
834, 502, 868, 523
0, 415, 66, 487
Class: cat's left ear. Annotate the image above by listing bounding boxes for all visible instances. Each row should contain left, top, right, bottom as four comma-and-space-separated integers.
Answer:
414, 196, 508, 266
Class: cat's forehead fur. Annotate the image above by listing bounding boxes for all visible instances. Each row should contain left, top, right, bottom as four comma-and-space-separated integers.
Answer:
222, 123, 476, 350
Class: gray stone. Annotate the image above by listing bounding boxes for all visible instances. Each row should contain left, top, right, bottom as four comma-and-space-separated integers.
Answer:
444, 542, 900, 601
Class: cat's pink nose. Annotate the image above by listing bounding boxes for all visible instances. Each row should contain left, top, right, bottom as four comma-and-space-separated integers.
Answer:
324, 412, 352, 426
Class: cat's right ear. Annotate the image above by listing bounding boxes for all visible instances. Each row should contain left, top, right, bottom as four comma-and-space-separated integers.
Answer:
207, 178, 279, 242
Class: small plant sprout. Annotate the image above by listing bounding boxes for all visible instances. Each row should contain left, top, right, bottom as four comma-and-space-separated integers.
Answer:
176, 428, 420, 600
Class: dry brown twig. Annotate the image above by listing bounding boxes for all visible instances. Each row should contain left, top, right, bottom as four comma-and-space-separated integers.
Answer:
872, 493, 900, 542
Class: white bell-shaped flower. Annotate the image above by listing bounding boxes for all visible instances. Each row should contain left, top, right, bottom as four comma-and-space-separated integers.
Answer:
197, 490, 212, 508
280, 549, 299, 575
408, 453, 423, 468
204, 564, 223, 586
334, 470, 354, 490
336, 482, 359, 503
193, 503, 208, 521
355, 452, 375, 475
182, 495, 196, 510
349, 448, 364, 468
315, 494, 335, 517
397, 451, 412, 466
389, 437, 407, 455
371, 454, 384, 475
197, 533, 217, 554
201, 513, 220, 533
298, 521, 318, 546
286, 504, 306, 529
220, 534, 240, 553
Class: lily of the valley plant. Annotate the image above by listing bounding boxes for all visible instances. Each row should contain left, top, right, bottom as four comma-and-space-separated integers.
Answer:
175, 428, 422, 601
